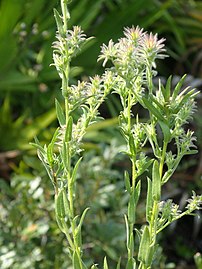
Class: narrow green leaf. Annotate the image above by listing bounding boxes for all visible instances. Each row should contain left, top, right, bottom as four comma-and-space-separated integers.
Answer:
32, 137, 46, 154
129, 135, 136, 156
73, 251, 82, 269
124, 171, 131, 193
134, 228, 141, 242
75, 207, 90, 247
61, 141, 69, 172
146, 242, 156, 266
55, 189, 66, 219
77, 208, 89, 231
176, 89, 198, 113
146, 177, 152, 223
128, 232, 134, 258
62, 189, 70, 216
116, 258, 121, 269
152, 160, 161, 201
165, 75, 172, 102
51, 127, 60, 143
53, 8, 65, 36
55, 214, 64, 232
159, 121, 171, 143
55, 99, 65, 126
126, 258, 132, 269
37, 150, 53, 181
47, 128, 59, 166
124, 214, 129, 249
141, 159, 153, 176
47, 143, 54, 167
103, 257, 109, 269
126, 258, 136, 269
149, 94, 165, 111
128, 189, 136, 224
134, 180, 141, 206
30, 142, 46, 155
142, 97, 165, 122
65, 116, 73, 142
172, 74, 187, 101
184, 149, 198, 155
138, 226, 150, 264
72, 157, 83, 183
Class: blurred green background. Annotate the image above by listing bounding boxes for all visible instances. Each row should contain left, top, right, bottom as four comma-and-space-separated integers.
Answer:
0, 0, 202, 268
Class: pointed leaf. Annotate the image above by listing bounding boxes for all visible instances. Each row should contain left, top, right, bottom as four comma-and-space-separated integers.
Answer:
124, 214, 129, 249
55, 214, 64, 232
73, 251, 82, 269
146, 242, 156, 266
152, 160, 161, 201
126, 258, 133, 269
47, 128, 59, 166
129, 135, 136, 156
142, 97, 165, 122
128, 232, 134, 258
65, 116, 73, 142
31, 136, 46, 155
54, 9, 65, 36
61, 141, 70, 172
128, 189, 136, 224
134, 180, 141, 206
72, 157, 83, 183
75, 208, 90, 247
126, 258, 136, 269
124, 171, 131, 193
159, 121, 171, 143
146, 177, 152, 223
62, 189, 70, 216
164, 75, 172, 102
103, 257, 109, 269
149, 94, 165, 111
55, 189, 66, 219
116, 258, 121, 269
138, 226, 150, 264
172, 74, 187, 100
77, 208, 90, 231
37, 150, 53, 181
134, 228, 141, 242
55, 99, 65, 126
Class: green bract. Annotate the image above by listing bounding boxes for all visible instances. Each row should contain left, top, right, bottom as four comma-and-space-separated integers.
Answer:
33, 0, 202, 268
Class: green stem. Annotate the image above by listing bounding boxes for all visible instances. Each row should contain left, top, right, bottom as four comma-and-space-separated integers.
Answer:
65, 97, 69, 125
149, 200, 158, 241
159, 141, 168, 178
131, 158, 136, 188
138, 262, 148, 269
127, 91, 131, 133
145, 141, 168, 268
61, 0, 69, 32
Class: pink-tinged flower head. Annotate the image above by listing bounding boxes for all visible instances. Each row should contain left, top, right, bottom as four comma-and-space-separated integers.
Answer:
144, 33, 165, 50
123, 26, 144, 44
141, 33, 166, 62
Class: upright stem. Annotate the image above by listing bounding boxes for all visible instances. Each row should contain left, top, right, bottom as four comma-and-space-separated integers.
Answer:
159, 141, 167, 178
65, 97, 70, 125
144, 140, 168, 268
61, 0, 69, 32
125, 89, 139, 263
131, 158, 136, 188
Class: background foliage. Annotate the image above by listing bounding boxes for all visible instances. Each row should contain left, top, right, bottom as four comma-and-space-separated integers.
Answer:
0, 0, 202, 268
